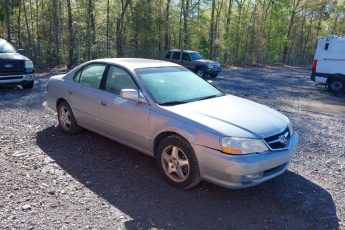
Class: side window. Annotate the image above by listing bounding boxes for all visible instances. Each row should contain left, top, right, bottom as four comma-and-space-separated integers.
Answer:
182, 52, 191, 61
79, 64, 106, 88
104, 66, 138, 95
73, 69, 82, 82
171, 51, 181, 60
165, 51, 172, 59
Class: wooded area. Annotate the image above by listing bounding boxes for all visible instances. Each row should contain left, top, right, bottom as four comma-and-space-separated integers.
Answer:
0, 0, 344, 68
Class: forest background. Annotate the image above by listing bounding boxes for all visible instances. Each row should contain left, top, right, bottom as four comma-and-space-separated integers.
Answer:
0, 0, 344, 68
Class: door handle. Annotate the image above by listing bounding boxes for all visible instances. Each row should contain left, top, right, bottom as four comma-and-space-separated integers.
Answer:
68, 90, 73, 95
100, 101, 107, 106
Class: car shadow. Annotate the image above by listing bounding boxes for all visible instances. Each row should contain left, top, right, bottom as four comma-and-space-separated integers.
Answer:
0, 74, 50, 109
36, 126, 339, 229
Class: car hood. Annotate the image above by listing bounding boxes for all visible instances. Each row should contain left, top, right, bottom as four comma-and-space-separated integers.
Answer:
163, 95, 289, 138
194, 59, 219, 65
0, 52, 30, 61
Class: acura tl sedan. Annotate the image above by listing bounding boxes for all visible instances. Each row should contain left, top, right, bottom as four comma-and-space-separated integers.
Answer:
44, 58, 299, 189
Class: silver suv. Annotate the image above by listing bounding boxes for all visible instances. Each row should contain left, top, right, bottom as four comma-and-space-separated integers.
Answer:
164, 49, 221, 78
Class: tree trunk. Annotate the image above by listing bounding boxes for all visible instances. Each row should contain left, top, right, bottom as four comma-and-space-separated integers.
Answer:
17, 1, 22, 47
52, 0, 59, 64
86, 0, 93, 60
223, 0, 233, 63
164, 0, 171, 51
5, 0, 11, 42
67, 0, 75, 68
283, 0, 301, 63
106, 0, 110, 57
116, 0, 131, 57
23, 0, 32, 57
183, 0, 190, 48
332, 16, 338, 34
209, 0, 216, 58
178, 0, 183, 48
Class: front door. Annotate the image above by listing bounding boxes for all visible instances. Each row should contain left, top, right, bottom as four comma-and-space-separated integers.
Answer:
97, 65, 151, 151
181, 52, 193, 70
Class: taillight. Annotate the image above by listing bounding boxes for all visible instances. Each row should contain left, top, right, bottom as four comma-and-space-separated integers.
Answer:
312, 60, 317, 73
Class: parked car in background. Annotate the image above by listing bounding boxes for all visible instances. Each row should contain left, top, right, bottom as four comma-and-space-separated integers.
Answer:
311, 35, 345, 93
45, 58, 298, 189
164, 49, 221, 78
0, 38, 35, 89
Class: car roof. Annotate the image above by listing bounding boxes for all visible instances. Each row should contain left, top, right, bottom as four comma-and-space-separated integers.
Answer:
166, 49, 198, 53
92, 58, 180, 70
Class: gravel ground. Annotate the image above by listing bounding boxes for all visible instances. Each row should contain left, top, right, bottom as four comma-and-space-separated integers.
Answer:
0, 66, 344, 230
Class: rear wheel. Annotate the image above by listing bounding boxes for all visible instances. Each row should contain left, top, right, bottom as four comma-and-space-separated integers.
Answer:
57, 101, 83, 134
156, 135, 201, 189
328, 77, 345, 94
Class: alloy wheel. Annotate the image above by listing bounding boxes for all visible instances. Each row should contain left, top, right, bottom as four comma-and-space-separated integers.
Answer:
59, 106, 72, 130
161, 145, 190, 182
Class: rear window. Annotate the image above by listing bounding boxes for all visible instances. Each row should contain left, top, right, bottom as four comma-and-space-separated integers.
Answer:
172, 52, 181, 60
75, 64, 106, 89
165, 51, 172, 59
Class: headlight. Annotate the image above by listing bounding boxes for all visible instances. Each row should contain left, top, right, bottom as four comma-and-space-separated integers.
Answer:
208, 63, 213, 68
221, 137, 269, 155
25, 60, 33, 68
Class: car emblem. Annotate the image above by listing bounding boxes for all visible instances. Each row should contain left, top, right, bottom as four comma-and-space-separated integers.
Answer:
278, 132, 289, 145
4, 64, 13, 68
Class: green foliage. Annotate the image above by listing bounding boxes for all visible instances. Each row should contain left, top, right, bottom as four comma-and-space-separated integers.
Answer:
0, 0, 344, 67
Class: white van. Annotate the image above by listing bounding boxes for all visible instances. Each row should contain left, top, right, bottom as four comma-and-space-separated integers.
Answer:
311, 35, 345, 93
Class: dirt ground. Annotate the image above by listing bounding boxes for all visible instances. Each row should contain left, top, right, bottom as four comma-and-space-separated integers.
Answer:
0, 66, 344, 230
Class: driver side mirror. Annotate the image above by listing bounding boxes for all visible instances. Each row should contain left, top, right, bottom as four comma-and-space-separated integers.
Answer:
120, 89, 147, 103
17, 49, 25, 55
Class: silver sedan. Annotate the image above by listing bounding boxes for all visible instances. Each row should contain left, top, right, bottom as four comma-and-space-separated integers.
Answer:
44, 58, 299, 189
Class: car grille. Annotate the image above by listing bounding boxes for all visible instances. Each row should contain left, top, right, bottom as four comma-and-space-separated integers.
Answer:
0, 76, 23, 80
0, 60, 25, 74
264, 128, 290, 150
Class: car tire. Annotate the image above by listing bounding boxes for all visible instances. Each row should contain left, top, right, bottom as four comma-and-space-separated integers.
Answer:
328, 77, 345, 94
195, 67, 207, 78
155, 135, 201, 189
210, 74, 218, 78
57, 101, 83, 134
22, 81, 34, 89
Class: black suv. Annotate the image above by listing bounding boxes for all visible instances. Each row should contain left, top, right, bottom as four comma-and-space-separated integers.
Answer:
164, 49, 221, 78
0, 39, 35, 89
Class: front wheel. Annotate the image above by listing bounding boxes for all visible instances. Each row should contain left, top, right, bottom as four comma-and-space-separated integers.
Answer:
328, 77, 345, 94
195, 67, 207, 78
57, 101, 83, 134
156, 135, 201, 189
22, 81, 34, 89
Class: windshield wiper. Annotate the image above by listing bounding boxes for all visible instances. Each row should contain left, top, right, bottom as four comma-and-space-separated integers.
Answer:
159, 100, 189, 106
197, 94, 224, 101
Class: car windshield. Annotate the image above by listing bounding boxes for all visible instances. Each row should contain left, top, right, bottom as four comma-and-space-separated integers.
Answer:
136, 67, 224, 105
0, 40, 16, 53
190, 52, 204, 60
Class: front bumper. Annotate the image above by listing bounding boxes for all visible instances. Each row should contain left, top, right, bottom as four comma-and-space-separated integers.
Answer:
193, 132, 299, 189
206, 67, 221, 75
0, 73, 35, 86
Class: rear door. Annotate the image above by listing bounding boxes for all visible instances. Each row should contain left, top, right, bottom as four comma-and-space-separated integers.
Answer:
170, 51, 181, 65
97, 65, 151, 151
68, 63, 106, 130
